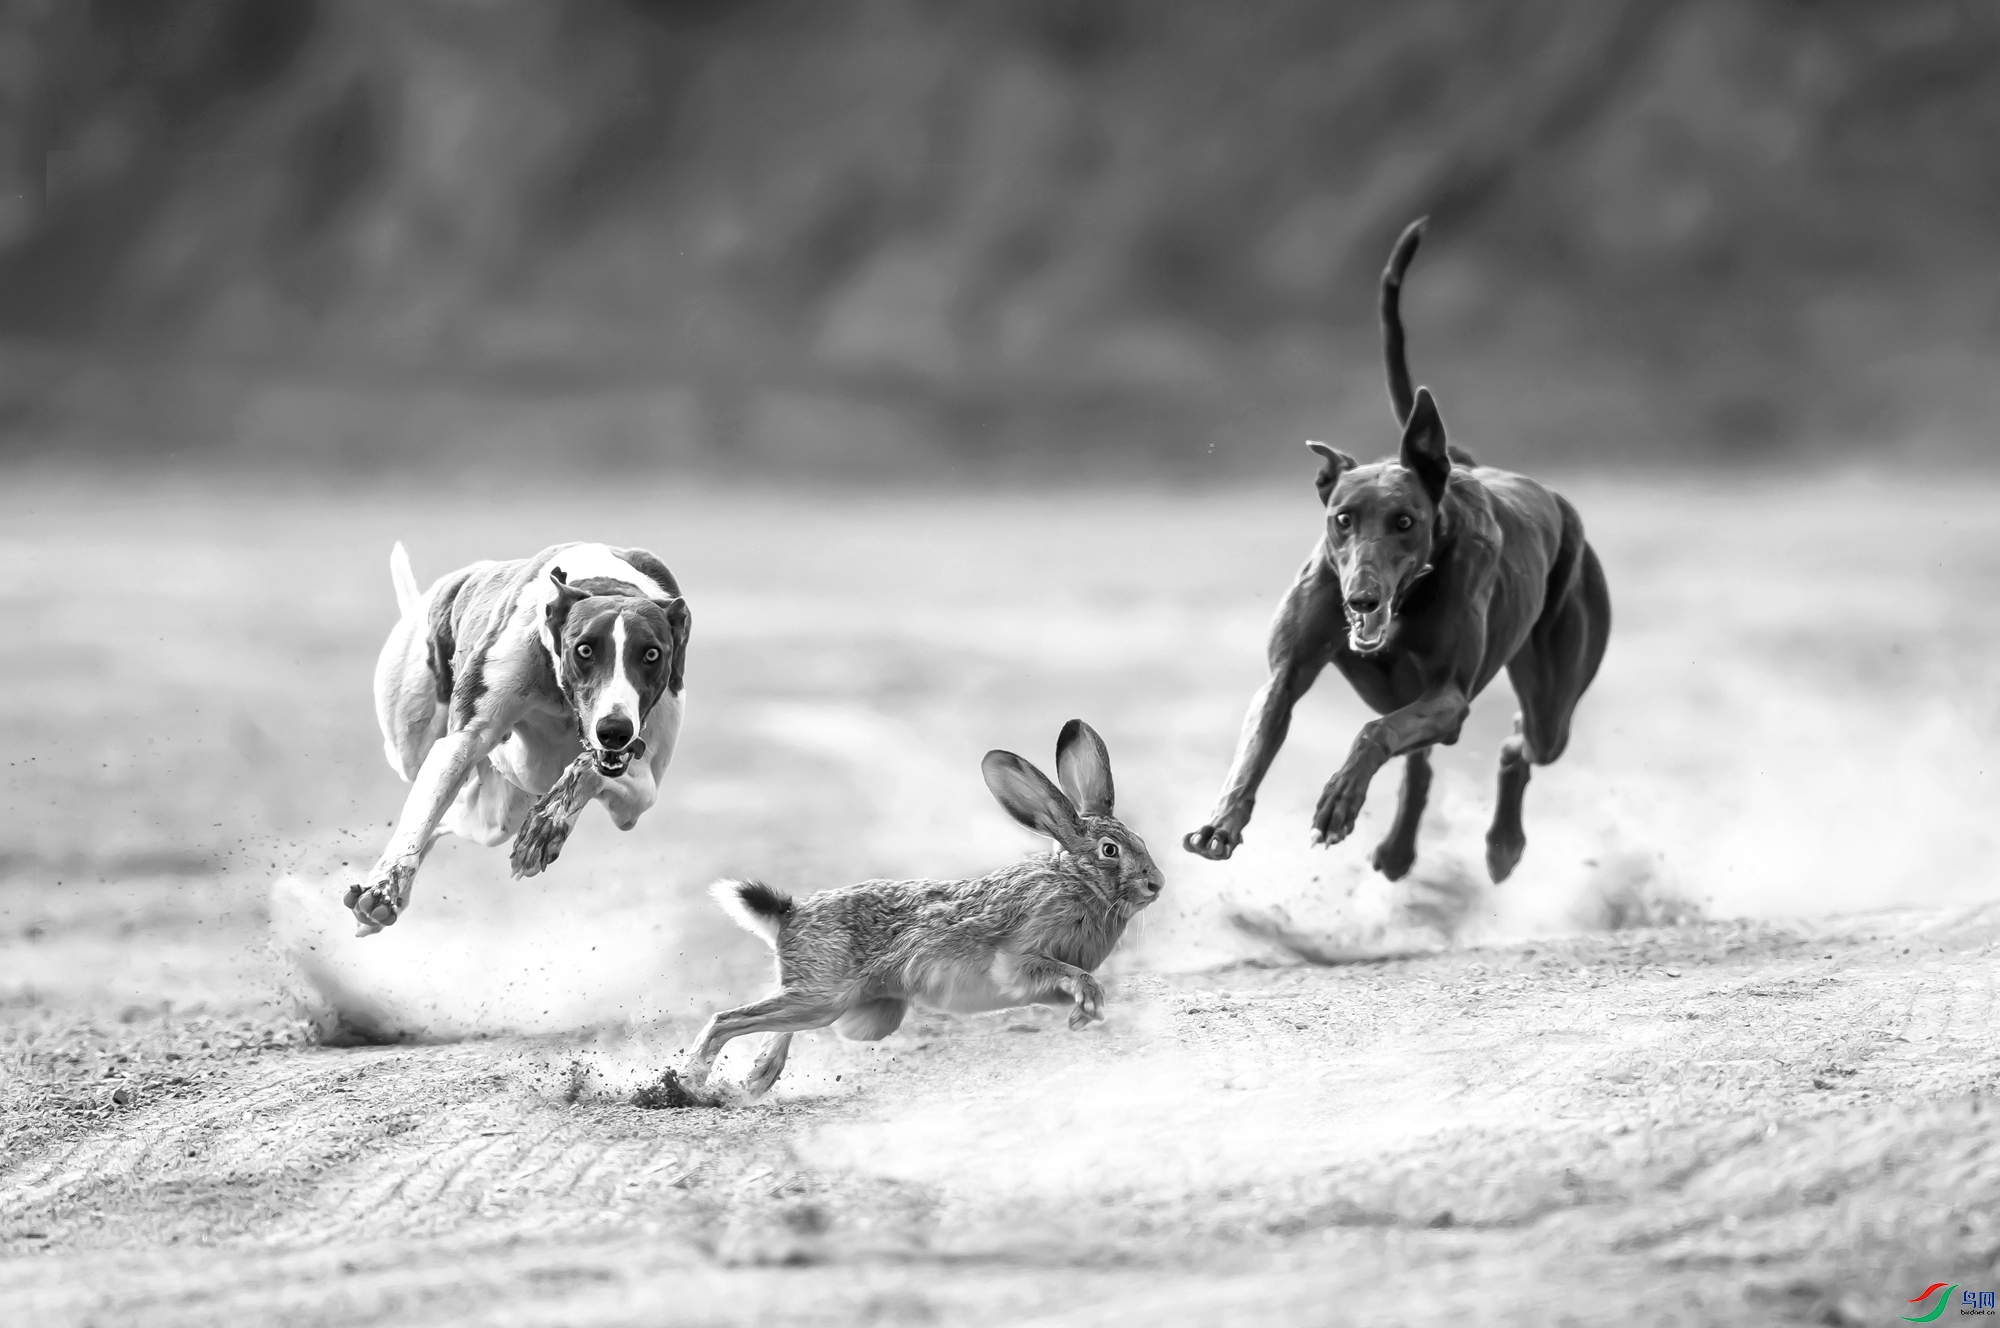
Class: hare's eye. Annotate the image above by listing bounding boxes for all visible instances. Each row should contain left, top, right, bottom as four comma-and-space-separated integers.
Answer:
643, 646, 661, 664
1099, 840, 1120, 859
575, 643, 593, 660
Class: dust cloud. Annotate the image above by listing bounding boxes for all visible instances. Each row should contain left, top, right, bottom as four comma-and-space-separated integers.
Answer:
270, 875, 684, 1045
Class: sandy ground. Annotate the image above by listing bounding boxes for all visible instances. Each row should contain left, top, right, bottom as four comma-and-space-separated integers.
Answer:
4, 472, 1998, 1325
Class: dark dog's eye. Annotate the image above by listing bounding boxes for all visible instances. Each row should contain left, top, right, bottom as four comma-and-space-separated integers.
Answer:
1099, 839, 1120, 859
575, 643, 592, 659
644, 647, 661, 664
1394, 514, 1414, 532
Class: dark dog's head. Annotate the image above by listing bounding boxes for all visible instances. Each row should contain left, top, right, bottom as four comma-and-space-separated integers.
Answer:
543, 570, 691, 775
1306, 387, 1452, 655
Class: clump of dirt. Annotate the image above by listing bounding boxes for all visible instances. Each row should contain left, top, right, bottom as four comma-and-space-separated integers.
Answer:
631, 1068, 729, 1110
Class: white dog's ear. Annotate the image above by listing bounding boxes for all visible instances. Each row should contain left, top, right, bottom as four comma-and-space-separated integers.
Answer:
655, 595, 691, 694
544, 566, 591, 640
981, 750, 1085, 847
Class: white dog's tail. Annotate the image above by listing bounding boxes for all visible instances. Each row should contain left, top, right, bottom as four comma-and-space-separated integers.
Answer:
389, 542, 420, 618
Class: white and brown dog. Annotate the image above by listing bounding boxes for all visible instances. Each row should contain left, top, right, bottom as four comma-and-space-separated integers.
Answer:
348, 541, 691, 935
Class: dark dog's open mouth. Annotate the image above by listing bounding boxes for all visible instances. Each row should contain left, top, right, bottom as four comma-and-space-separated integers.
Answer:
1345, 604, 1394, 654
592, 738, 646, 777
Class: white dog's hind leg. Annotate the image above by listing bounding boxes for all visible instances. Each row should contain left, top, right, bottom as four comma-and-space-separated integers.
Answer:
440, 758, 537, 848
373, 596, 442, 781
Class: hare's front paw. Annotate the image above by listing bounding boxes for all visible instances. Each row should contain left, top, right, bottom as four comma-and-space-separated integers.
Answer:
1067, 972, 1105, 1029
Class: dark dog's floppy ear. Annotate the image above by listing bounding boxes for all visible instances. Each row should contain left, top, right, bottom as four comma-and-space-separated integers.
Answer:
1305, 441, 1356, 506
1055, 718, 1114, 816
1398, 388, 1451, 507
656, 595, 691, 694
544, 566, 592, 641
982, 751, 1085, 846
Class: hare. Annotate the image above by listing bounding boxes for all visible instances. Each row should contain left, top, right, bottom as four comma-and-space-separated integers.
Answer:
682, 719, 1164, 1097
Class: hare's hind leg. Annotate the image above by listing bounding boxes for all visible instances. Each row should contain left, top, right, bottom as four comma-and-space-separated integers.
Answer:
744, 999, 905, 1096
832, 998, 906, 1041
683, 992, 844, 1088
744, 1034, 793, 1099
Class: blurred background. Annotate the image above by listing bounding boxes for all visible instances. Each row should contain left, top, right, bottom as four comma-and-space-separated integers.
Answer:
4, 1, 1998, 1033
2, 0, 1997, 472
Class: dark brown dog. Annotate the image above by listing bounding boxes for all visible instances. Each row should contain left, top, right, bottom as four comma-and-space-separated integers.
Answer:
1183, 220, 1610, 883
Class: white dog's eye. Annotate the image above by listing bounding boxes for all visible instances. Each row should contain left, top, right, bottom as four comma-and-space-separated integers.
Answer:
575, 643, 592, 659
1334, 512, 1352, 528
1099, 840, 1120, 859
644, 647, 661, 664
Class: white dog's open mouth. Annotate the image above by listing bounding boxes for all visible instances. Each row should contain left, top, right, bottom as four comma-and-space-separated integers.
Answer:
1346, 604, 1394, 654
592, 738, 645, 778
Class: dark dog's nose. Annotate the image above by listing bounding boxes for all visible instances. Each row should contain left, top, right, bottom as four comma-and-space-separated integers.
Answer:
595, 715, 635, 750
1347, 589, 1382, 613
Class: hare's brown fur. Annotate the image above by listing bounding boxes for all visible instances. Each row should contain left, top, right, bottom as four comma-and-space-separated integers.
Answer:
683, 720, 1162, 1097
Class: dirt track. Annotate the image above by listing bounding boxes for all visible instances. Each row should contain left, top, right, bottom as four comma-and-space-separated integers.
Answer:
5, 475, 2000, 1324
5, 906, 1996, 1326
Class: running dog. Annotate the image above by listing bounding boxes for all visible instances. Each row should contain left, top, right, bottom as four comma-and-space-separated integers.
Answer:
348, 542, 691, 934
1183, 219, 1610, 882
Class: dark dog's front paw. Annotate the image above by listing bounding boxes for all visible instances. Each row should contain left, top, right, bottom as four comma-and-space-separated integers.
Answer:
346, 861, 415, 935
1311, 775, 1369, 846
1182, 823, 1243, 861
1371, 835, 1418, 881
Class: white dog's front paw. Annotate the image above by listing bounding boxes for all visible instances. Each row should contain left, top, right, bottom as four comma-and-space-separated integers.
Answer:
345, 859, 417, 934
510, 757, 596, 878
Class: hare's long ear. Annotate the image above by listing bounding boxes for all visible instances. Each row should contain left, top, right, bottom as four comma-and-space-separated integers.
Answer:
982, 751, 1085, 846
1055, 719, 1114, 816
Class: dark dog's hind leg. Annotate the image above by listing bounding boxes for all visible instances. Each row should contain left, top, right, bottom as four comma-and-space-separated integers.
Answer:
1488, 722, 1533, 883
1488, 537, 1611, 883
1370, 748, 1432, 880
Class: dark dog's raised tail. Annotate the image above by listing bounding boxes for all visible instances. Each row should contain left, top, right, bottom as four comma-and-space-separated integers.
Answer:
710, 878, 794, 948
1380, 216, 1428, 428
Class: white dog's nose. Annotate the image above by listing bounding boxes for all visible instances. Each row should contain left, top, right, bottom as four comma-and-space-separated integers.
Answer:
595, 714, 635, 750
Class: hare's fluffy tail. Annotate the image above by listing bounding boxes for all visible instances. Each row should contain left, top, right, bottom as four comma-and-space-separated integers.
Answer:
710, 878, 793, 948
388, 541, 421, 618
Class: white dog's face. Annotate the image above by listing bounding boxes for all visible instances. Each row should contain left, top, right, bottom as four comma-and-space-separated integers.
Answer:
544, 577, 690, 775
